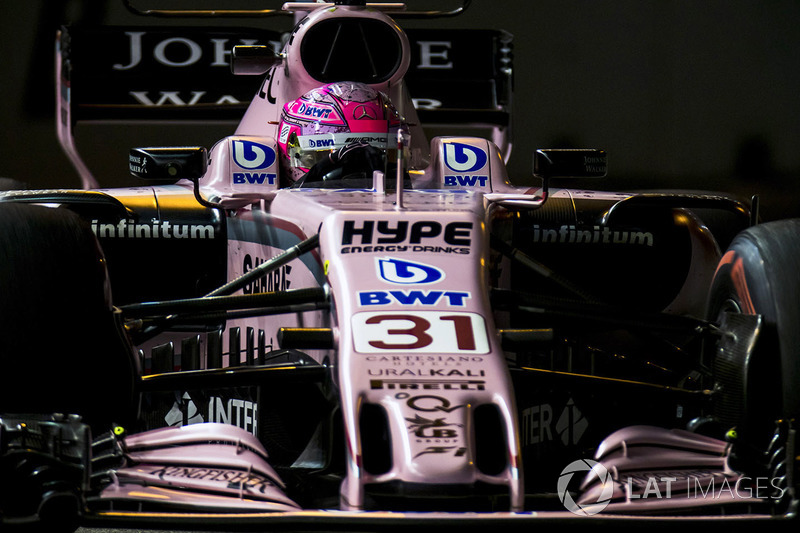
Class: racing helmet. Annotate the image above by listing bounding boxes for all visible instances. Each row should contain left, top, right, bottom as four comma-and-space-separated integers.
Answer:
277, 81, 406, 184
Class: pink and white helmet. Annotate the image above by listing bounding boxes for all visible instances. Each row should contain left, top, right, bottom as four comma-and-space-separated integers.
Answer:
277, 81, 404, 183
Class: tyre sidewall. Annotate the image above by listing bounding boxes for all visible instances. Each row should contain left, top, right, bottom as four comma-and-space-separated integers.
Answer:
707, 220, 800, 438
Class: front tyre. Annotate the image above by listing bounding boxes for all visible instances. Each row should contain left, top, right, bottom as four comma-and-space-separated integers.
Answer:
0, 203, 137, 429
706, 219, 800, 456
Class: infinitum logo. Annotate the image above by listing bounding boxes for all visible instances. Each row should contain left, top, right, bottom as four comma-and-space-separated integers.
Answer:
91, 219, 216, 239
532, 224, 654, 247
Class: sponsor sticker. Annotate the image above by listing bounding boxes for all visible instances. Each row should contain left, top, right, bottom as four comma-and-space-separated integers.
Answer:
352, 311, 489, 354
232, 140, 276, 170
443, 142, 487, 173
376, 257, 444, 285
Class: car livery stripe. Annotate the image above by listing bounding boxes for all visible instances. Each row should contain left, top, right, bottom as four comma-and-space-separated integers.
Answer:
227, 215, 325, 286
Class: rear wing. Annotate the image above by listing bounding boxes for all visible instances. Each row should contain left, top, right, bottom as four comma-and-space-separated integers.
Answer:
405, 29, 513, 159
57, 24, 512, 188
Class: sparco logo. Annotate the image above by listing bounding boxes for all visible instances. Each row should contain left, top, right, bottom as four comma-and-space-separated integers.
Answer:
342, 220, 472, 246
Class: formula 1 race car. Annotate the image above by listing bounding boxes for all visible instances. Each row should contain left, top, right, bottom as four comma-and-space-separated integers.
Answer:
1, 1, 798, 530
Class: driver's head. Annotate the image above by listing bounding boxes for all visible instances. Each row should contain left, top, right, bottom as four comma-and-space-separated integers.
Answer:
277, 81, 405, 184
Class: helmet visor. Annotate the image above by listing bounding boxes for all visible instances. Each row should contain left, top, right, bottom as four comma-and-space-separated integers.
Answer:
287, 130, 406, 169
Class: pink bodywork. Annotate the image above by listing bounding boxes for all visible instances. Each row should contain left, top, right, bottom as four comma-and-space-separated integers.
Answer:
73, 3, 750, 519
99, 423, 299, 511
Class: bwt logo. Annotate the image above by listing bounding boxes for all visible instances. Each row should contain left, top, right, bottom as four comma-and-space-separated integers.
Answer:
377, 257, 444, 285
296, 103, 333, 119
232, 140, 276, 170
444, 175, 488, 187
233, 172, 276, 185
308, 138, 335, 148
444, 142, 487, 173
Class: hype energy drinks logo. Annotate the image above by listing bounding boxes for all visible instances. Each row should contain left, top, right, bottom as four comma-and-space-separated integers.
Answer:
443, 142, 489, 188
232, 140, 277, 186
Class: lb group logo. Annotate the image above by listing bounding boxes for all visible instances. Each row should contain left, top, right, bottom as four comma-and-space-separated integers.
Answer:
557, 459, 613, 515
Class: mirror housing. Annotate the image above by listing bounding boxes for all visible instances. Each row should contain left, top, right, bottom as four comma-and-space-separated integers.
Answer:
533, 149, 607, 179
129, 147, 219, 208
129, 147, 208, 183
231, 45, 281, 75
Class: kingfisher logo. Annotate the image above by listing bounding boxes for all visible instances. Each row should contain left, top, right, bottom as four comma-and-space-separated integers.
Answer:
232, 140, 276, 170
444, 142, 487, 173
377, 258, 444, 285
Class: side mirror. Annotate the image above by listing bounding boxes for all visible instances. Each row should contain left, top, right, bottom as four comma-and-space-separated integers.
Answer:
526, 149, 607, 208
231, 45, 281, 75
129, 147, 208, 183
533, 149, 607, 179
129, 147, 219, 208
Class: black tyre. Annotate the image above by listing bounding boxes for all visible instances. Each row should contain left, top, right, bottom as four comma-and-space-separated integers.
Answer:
706, 219, 800, 450
0, 203, 137, 429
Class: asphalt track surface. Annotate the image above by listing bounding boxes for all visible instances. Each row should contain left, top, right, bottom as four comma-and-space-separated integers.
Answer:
73, 516, 798, 533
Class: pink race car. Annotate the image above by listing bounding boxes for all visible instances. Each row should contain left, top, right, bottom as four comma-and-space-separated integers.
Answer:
1, 1, 797, 530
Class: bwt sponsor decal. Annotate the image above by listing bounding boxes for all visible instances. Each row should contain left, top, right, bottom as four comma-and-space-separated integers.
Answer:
444, 143, 487, 172
377, 257, 444, 285
359, 290, 470, 307
232, 140, 277, 185
91, 219, 215, 239
233, 172, 276, 185
232, 140, 275, 169
288, 101, 340, 122
443, 142, 488, 188
307, 137, 336, 148
296, 103, 333, 119
444, 175, 488, 187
